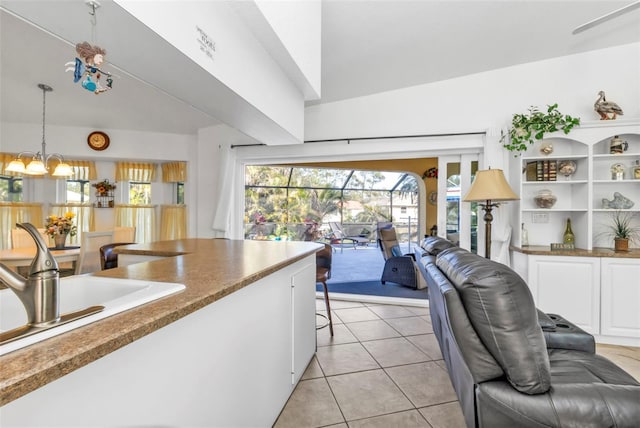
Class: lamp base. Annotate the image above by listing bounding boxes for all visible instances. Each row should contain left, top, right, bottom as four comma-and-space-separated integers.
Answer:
479, 200, 499, 259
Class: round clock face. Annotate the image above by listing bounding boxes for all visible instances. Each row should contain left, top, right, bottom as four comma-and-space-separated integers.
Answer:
88, 131, 110, 151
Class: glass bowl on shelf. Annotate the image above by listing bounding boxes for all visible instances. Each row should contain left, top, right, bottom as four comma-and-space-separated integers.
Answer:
533, 189, 557, 208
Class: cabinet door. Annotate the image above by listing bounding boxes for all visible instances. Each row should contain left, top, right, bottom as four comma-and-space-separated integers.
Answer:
601, 258, 640, 338
290, 260, 317, 384
528, 255, 600, 334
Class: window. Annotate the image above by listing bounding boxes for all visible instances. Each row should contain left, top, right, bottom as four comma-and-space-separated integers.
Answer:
176, 182, 184, 204
66, 179, 90, 203
0, 176, 23, 202
129, 182, 151, 205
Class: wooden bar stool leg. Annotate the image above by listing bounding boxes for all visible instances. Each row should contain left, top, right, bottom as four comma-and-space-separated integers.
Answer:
321, 280, 333, 336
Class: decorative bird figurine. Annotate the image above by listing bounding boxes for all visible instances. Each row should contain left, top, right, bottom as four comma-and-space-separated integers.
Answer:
594, 90, 623, 120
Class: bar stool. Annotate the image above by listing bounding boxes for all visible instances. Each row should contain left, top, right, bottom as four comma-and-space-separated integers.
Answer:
316, 243, 334, 336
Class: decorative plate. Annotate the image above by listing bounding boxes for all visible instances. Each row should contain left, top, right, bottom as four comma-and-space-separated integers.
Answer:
428, 191, 438, 205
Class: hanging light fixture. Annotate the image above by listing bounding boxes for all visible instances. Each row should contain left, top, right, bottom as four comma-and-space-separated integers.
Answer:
6, 84, 73, 177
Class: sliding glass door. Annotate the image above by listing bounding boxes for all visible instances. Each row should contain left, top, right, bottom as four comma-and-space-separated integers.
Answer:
437, 155, 479, 254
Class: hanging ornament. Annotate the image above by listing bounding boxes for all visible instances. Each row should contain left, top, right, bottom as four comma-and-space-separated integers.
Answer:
65, 42, 113, 94
63, 0, 114, 94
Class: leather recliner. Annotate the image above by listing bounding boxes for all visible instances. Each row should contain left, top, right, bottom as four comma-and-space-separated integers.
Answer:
424, 244, 640, 428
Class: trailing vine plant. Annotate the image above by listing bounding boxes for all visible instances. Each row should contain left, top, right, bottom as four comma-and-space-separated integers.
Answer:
501, 104, 580, 155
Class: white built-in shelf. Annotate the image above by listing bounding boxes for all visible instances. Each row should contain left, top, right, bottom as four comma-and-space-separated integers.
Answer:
511, 120, 640, 250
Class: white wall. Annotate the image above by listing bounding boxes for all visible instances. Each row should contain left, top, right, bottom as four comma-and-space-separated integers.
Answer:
304, 43, 640, 145
253, 0, 322, 99
115, 0, 308, 144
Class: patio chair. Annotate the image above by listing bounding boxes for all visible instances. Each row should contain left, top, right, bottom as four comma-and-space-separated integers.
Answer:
377, 224, 425, 289
328, 222, 370, 248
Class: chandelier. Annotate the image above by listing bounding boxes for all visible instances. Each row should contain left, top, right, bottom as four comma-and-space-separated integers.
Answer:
6, 84, 73, 177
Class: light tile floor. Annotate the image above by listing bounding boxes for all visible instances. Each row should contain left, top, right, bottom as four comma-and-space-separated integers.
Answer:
274, 299, 640, 428
274, 299, 464, 428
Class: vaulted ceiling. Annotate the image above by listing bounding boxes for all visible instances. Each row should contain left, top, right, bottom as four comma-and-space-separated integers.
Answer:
1, 1, 638, 136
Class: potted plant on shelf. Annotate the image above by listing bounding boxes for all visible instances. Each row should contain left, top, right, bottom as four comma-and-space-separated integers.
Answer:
601, 211, 640, 252
501, 104, 581, 155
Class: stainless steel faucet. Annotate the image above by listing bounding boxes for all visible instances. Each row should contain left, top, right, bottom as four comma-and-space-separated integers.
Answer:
0, 222, 60, 327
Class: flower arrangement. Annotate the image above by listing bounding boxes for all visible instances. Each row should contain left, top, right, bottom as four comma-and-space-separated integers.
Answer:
44, 212, 77, 237
423, 167, 438, 179
92, 179, 116, 195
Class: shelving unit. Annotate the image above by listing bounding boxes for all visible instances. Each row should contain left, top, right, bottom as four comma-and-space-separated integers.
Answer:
511, 120, 640, 250
94, 193, 114, 208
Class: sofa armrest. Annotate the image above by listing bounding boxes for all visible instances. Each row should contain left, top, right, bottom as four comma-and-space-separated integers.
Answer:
542, 313, 595, 353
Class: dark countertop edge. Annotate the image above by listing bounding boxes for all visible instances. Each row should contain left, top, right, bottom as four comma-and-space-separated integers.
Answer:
511, 245, 640, 258
0, 240, 322, 406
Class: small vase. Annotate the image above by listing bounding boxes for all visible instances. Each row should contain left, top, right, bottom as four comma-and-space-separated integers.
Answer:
614, 238, 629, 252
54, 233, 68, 249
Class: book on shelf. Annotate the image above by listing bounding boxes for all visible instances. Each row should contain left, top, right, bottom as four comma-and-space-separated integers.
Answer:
526, 162, 537, 181
526, 160, 557, 181
548, 160, 557, 181
536, 161, 543, 181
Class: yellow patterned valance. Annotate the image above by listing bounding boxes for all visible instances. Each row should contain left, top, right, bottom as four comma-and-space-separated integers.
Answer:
115, 162, 157, 182
161, 162, 187, 183
66, 160, 98, 181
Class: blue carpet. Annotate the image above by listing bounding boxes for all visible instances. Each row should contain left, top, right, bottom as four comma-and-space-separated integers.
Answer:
319, 280, 428, 299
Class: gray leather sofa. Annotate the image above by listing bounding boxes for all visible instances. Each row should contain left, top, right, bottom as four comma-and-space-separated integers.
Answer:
417, 237, 640, 428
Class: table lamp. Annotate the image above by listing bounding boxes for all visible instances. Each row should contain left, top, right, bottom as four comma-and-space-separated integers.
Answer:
463, 168, 519, 259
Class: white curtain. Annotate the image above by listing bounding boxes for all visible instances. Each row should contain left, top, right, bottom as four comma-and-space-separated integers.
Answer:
115, 205, 156, 243
211, 145, 236, 238
0, 202, 44, 249
160, 204, 187, 240
492, 208, 513, 266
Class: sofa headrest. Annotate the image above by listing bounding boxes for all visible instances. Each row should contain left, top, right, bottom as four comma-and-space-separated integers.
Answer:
425, 263, 505, 383
436, 248, 551, 394
421, 236, 457, 255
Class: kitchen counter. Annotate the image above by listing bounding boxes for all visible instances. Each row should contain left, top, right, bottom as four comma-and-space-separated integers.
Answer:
0, 239, 321, 406
511, 245, 640, 258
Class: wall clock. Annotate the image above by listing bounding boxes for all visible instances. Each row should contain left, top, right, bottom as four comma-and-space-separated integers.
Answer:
87, 131, 110, 151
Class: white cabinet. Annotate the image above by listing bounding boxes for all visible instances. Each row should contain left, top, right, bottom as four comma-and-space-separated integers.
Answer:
513, 251, 640, 346
601, 258, 640, 339
526, 255, 600, 334
0, 256, 317, 427
511, 120, 640, 250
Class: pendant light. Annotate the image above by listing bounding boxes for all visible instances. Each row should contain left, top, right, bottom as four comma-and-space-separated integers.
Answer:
6, 84, 73, 177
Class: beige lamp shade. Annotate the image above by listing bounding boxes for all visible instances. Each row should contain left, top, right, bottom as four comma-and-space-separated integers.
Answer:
463, 168, 519, 202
